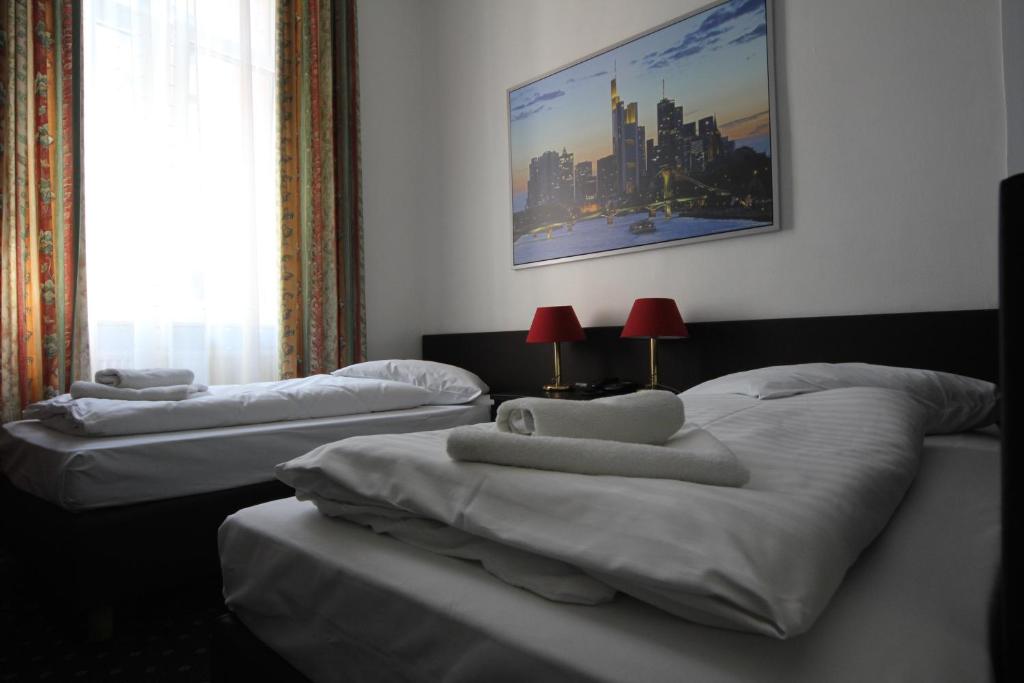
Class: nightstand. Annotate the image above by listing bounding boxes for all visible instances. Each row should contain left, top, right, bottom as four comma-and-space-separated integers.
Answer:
489, 386, 637, 421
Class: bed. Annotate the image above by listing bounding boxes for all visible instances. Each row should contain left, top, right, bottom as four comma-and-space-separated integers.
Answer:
212, 310, 1004, 682
1, 400, 490, 511
217, 428, 998, 682
0, 362, 491, 616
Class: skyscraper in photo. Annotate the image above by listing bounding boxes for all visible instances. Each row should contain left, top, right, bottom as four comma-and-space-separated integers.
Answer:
638, 125, 647, 186
611, 75, 625, 194
698, 115, 717, 137
656, 95, 677, 167
646, 138, 657, 174
574, 161, 596, 204
622, 102, 640, 195
611, 74, 645, 196
558, 148, 574, 205
527, 150, 561, 208
597, 154, 617, 204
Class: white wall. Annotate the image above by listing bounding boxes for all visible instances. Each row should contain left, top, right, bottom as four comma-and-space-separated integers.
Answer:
359, 0, 440, 358
1004, 0, 1024, 176
358, 0, 1006, 352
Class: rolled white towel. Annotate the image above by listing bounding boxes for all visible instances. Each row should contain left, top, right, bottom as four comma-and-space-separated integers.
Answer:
94, 368, 195, 389
70, 381, 208, 401
447, 424, 749, 487
496, 390, 684, 445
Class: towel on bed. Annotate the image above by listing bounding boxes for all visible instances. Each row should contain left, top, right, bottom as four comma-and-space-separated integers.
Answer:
447, 423, 748, 486
69, 381, 208, 401
94, 367, 195, 389
495, 390, 684, 444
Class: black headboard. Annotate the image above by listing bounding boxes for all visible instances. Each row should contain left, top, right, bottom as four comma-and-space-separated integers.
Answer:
423, 309, 998, 392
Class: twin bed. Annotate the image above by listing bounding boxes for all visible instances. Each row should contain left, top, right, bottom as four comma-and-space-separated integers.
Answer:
210, 310, 1002, 683
0, 364, 492, 613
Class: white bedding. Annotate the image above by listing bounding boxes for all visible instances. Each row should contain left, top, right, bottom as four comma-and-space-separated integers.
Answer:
0, 400, 491, 510
220, 430, 1000, 683
277, 389, 928, 638
21, 374, 442, 436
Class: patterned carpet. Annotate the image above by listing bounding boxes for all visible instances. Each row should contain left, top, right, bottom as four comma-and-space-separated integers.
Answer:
0, 543, 223, 683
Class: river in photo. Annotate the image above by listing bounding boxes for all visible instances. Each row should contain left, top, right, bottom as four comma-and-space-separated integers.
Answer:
513, 211, 769, 266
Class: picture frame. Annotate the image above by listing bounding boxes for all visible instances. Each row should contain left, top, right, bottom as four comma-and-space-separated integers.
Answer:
508, 0, 779, 269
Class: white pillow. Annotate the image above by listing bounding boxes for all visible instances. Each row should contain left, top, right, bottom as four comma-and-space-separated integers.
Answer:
333, 360, 489, 405
683, 362, 997, 434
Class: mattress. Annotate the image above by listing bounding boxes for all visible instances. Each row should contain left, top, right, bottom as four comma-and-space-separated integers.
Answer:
0, 399, 490, 511
219, 430, 1000, 683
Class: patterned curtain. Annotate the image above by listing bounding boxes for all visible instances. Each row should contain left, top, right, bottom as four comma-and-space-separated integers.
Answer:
277, 0, 365, 378
0, 0, 88, 422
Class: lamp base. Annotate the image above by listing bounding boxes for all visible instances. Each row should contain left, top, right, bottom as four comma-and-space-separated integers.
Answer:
542, 383, 572, 392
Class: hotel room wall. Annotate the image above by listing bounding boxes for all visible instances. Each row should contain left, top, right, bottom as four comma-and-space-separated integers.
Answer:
358, 0, 442, 359
371, 0, 1004, 339
1004, 0, 1024, 176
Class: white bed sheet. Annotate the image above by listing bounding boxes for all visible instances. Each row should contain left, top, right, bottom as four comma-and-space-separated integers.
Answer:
220, 430, 1000, 683
0, 399, 490, 511
276, 389, 929, 637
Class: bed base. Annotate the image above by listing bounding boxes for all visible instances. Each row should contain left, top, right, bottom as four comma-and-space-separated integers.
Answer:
0, 477, 293, 619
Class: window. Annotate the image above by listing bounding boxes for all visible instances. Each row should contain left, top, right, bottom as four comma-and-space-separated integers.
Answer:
83, 0, 278, 385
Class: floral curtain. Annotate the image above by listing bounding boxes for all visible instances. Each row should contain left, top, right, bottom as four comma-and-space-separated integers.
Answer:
0, 0, 87, 422
277, 0, 365, 378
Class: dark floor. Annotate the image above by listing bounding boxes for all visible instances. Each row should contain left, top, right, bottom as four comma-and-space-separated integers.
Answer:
0, 543, 223, 683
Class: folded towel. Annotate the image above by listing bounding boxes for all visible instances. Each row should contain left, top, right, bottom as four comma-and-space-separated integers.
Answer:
70, 381, 208, 401
496, 390, 684, 445
94, 368, 195, 389
447, 424, 749, 487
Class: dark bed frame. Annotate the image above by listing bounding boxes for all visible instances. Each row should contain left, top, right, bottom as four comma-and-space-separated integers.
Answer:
0, 473, 293, 630
213, 297, 1014, 683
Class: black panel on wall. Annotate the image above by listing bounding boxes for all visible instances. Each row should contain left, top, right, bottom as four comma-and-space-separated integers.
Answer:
997, 173, 1021, 683
423, 309, 998, 393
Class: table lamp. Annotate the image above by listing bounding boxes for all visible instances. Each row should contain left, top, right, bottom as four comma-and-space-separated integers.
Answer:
526, 305, 586, 391
621, 298, 689, 389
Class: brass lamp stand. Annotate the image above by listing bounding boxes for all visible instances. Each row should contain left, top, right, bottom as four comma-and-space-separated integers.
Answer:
544, 341, 571, 392
647, 337, 659, 389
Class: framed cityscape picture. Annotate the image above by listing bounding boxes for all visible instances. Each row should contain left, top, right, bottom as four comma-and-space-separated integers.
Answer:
508, 0, 779, 268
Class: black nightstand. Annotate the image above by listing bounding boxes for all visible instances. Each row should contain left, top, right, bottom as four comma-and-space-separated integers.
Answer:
489, 386, 638, 421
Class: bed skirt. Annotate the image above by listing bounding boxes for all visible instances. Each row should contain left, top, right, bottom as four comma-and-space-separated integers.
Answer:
0, 476, 293, 613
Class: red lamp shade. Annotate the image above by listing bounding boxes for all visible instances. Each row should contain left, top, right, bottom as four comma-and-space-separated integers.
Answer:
621, 298, 689, 339
526, 306, 586, 343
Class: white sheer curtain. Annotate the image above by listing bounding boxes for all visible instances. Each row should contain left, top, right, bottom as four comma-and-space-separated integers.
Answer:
83, 0, 279, 386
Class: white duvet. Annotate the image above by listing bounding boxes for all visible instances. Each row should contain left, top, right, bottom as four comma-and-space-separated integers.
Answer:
22, 375, 440, 436
277, 388, 930, 638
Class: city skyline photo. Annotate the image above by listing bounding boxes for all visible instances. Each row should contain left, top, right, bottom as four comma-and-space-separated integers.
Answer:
509, 0, 777, 267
